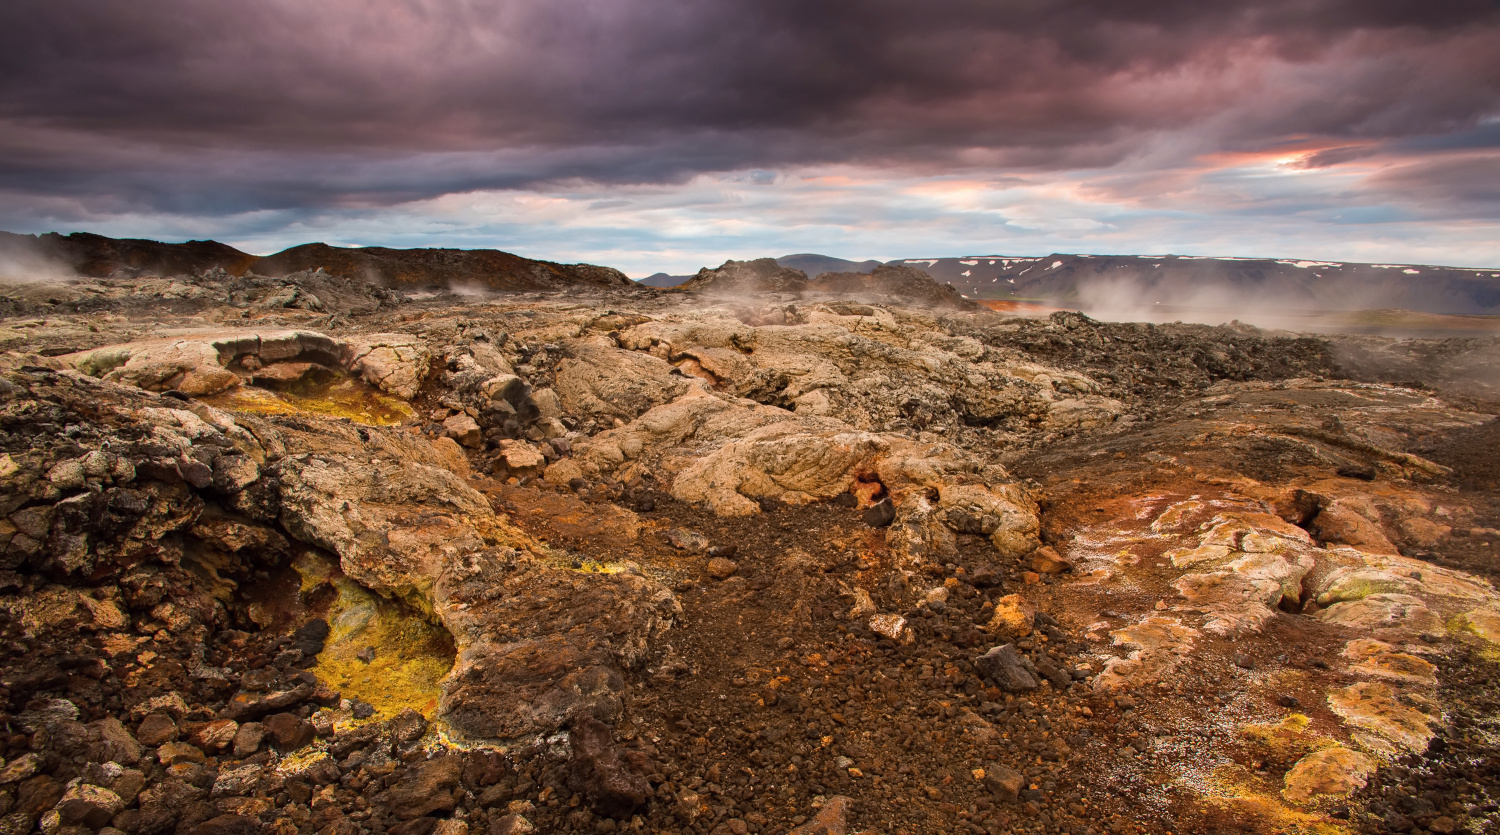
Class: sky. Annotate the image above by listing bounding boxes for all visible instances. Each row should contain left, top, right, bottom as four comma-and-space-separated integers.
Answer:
1, 0, 1498, 277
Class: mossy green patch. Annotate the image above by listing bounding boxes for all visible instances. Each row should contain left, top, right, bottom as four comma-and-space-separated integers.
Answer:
1453, 609, 1500, 663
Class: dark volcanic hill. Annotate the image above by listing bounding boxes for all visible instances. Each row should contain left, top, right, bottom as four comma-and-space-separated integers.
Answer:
808, 264, 976, 309
637, 272, 693, 288
676, 258, 977, 309
0, 230, 258, 277
776, 252, 881, 277
253, 242, 633, 291
895, 253, 1500, 315
0, 231, 633, 292
675, 258, 811, 294
636, 255, 878, 289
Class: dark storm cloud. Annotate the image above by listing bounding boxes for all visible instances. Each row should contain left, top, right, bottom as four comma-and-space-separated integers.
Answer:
0, 0, 1498, 213
1365, 153, 1500, 216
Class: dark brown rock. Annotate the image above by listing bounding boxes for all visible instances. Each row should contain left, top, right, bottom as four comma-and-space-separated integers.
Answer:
189, 814, 262, 835
438, 634, 627, 741
137, 778, 206, 812
17, 775, 64, 817
34, 719, 91, 758
862, 498, 896, 528
788, 796, 853, 835
209, 765, 264, 799
292, 619, 330, 657
975, 645, 1039, 693
385, 756, 463, 820
567, 717, 650, 817
317, 821, 361, 835
57, 785, 125, 828
389, 709, 428, 745
489, 815, 534, 835
1027, 546, 1071, 575
982, 764, 1025, 802
221, 684, 313, 721
108, 810, 143, 835
231, 722, 264, 758
110, 769, 146, 805
386, 818, 439, 835
89, 717, 143, 765
261, 713, 314, 751
155, 742, 205, 765
190, 719, 239, 753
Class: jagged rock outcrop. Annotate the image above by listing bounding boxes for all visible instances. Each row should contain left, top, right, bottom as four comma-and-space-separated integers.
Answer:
0, 353, 678, 751
553, 341, 694, 422
65, 330, 349, 396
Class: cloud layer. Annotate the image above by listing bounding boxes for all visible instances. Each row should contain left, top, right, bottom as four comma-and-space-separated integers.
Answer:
1, 0, 1498, 273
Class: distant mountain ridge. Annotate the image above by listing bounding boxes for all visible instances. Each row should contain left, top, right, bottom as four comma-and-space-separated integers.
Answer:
895, 253, 1500, 315
775, 253, 882, 277
9, 232, 1499, 315
0, 231, 634, 292
636, 253, 880, 288
644, 252, 1500, 317
637, 272, 692, 288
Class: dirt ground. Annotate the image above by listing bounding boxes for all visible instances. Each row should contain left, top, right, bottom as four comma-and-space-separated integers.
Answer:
473, 390, 1500, 835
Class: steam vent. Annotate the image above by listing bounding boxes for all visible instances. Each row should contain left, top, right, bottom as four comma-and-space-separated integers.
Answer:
0, 238, 1495, 835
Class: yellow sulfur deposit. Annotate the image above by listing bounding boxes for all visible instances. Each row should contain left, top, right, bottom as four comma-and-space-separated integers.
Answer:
294, 554, 454, 719
1238, 713, 1335, 769
204, 379, 415, 426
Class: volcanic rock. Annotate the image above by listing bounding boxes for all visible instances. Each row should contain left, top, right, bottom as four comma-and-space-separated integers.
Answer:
675, 259, 809, 295
987, 594, 1036, 638
385, 756, 463, 820
1028, 545, 1071, 574
135, 714, 178, 747
862, 497, 896, 528
788, 795, 854, 835
975, 645, 1039, 692
808, 264, 977, 309
443, 414, 483, 448
982, 764, 1026, 803
489, 815, 535, 835
1283, 746, 1375, 804
566, 717, 650, 816
156, 742, 205, 765
261, 713, 314, 751
56, 784, 125, 829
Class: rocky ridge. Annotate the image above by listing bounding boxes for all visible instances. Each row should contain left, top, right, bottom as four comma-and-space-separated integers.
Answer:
894, 253, 1500, 316
0, 259, 1496, 835
0, 233, 632, 294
